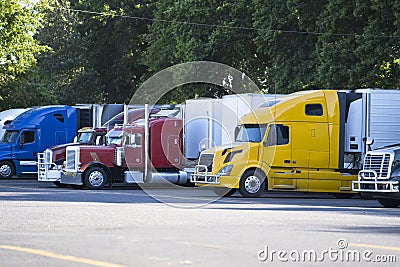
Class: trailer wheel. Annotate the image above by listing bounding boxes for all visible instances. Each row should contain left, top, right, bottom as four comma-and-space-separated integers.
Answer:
239, 170, 265, 198
377, 198, 400, 208
83, 167, 107, 190
212, 187, 236, 197
0, 161, 15, 179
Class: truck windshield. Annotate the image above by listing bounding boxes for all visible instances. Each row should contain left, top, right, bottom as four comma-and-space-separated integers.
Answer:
76, 132, 93, 143
106, 130, 122, 145
235, 124, 267, 143
1, 130, 19, 143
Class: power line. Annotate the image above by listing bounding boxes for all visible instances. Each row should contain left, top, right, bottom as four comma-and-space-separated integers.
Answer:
49, 6, 400, 39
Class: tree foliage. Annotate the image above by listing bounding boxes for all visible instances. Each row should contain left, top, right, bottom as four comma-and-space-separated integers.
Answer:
315, 0, 400, 89
0, 0, 49, 108
253, 0, 328, 93
72, 0, 154, 103
0, 0, 399, 109
144, 0, 264, 102
34, 0, 105, 105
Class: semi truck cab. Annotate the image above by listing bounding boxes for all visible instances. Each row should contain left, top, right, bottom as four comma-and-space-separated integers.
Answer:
0, 106, 81, 178
191, 90, 357, 197
37, 127, 108, 184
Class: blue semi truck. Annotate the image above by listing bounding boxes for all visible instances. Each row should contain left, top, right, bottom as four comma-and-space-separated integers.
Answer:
0, 105, 121, 178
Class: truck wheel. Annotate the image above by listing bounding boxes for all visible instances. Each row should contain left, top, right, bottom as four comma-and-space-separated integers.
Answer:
0, 161, 15, 179
212, 187, 236, 197
83, 167, 107, 190
239, 170, 265, 198
377, 198, 400, 208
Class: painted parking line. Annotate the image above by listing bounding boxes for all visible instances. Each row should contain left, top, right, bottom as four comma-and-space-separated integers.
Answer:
350, 243, 400, 252
0, 245, 127, 267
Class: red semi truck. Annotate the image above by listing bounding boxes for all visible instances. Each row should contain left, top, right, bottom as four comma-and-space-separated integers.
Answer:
60, 111, 187, 189
38, 127, 108, 186
38, 108, 159, 186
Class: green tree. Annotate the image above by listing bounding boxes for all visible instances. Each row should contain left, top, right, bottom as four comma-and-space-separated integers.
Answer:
253, 0, 329, 93
0, 66, 57, 109
34, 0, 105, 105
0, 0, 49, 108
73, 0, 154, 103
315, 0, 399, 89
144, 0, 264, 102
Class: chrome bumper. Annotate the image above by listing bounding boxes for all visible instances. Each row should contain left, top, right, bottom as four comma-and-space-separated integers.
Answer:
37, 153, 61, 182
190, 165, 220, 184
352, 170, 400, 193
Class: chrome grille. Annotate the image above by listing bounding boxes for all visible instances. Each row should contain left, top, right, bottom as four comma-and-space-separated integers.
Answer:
363, 153, 391, 179
198, 153, 214, 172
66, 149, 76, 170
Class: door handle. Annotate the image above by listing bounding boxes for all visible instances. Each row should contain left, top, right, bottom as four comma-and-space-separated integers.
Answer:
284, 160, 290, 164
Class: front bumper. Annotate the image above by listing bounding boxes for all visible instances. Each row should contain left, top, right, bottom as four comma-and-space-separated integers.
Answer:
60, 171, 83, 185
352, 170, 400, 193
352, 180, 399, 193
190, 165, 240, 188
37, 152, 61, 182
190, 165, 220, 184
38, 165, 61, 182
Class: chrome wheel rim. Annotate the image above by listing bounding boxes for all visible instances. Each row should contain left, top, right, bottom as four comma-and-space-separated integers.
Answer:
0, 164, 12, 177
244, 175, 261, 193
88, 170, 104, 186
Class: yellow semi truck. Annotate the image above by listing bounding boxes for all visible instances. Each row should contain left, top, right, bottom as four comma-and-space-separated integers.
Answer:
191, 89, 400, 197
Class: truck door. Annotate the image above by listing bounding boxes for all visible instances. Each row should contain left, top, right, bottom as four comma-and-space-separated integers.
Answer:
12, 130, 38, 174
167, 135, 182, 168
124, 132, 144, 168
261, 124, 296, 190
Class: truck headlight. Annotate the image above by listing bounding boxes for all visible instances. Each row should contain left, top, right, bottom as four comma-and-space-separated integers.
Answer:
217, 165, 233, 177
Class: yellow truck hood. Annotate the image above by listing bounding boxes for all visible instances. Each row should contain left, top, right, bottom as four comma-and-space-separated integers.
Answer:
202, 142, 260, 173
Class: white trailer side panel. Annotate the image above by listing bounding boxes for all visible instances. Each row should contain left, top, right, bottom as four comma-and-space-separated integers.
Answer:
184, 98, 221, 159
369, 90, 400, 150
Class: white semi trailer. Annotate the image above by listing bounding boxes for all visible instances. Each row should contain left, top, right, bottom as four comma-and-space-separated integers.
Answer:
350, 90, 400, 207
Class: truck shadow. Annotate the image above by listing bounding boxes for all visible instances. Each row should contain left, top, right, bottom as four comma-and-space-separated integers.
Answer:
0, 181, 399, 216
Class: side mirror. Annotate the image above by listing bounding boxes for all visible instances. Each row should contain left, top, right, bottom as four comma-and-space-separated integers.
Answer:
19, 135, 25, 147
234, 126, 240, 140
73, 136, 78, 143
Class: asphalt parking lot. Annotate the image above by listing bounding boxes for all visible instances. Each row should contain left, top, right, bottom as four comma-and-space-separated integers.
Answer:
0, 178, 399, 267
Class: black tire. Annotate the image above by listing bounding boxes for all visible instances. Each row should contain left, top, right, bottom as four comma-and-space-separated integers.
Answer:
83, 167, 108, 190
0, 161, 15, 179
377, 198, 400, 208
239, 169, 266, 198
212, 187, 236, 197
53, 181, 69, 188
